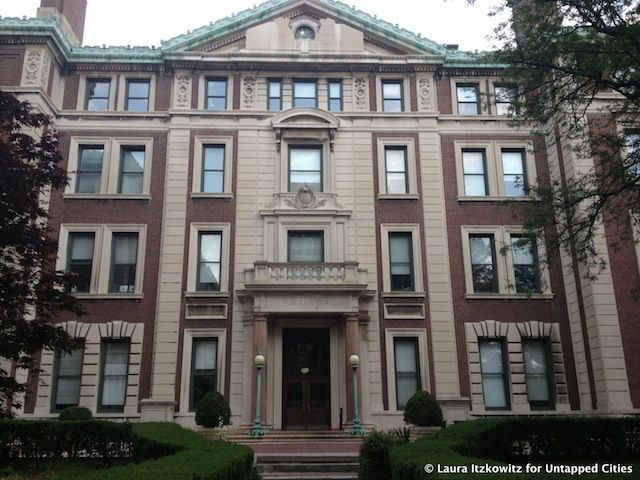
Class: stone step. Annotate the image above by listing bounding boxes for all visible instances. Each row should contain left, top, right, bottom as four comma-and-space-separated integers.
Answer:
258, 462, 359, 473
255, 453, 359, 480
260, 473, 357, 480
257, 454, 358, 464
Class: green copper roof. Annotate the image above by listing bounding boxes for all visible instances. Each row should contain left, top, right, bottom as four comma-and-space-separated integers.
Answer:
0, 0, 489, 66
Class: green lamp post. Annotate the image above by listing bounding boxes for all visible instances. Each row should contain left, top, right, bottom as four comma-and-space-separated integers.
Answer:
348, 353, 366, 435
250, 354, 266, 437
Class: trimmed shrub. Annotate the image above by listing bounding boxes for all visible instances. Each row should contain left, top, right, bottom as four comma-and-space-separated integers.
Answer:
58, 406, 93, 421
403, 390, 443, 427
195, 391, 231, 428
359, 430, 404, 480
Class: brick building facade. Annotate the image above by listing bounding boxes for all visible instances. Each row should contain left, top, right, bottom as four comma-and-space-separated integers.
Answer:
1, 0, 637, 430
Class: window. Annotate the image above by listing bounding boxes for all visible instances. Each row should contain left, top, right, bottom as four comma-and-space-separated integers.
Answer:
328, 80, 342, 112
85, 79, 110, 111
201, 145, 225, 193
495, 84, 519, 115
462, 149, 488, 196
469, 235, 498, 293
268, 80, 282, 111
501, 149, 527, 196
456, 83, 480, 115
206, 78, 227, 110
393, 337, 421, 410
125, 79, 150, 111
510, 235, 541, 293
287, 231, 324, 262
389, 232, 414, 291
51, 347, 84, 412
624, 130, 640, 175
118, 147, 145, 194
385, 146, 408, 194
289, 146, 322, 192
75, 146, 104, 193
295, 25, 315, 40
479, 339, 510, 410
522, 340, 554, 409
108, 233, 139, 294
98, 340, 130, 413
190, 338, 218, 410
66, 233, 95, 293
197, 232, 221, 291
293, 80, 317, 108
382, 80, 403, 112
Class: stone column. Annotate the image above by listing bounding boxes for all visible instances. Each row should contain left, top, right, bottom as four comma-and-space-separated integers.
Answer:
344, 313, 360, 422
252, 313, 268, 425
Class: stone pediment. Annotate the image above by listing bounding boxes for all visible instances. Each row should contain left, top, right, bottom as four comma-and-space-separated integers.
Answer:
262, 189, 350, 216
271, 108, 339, 130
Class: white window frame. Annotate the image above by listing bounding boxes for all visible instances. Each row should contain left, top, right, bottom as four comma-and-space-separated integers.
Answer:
461, 225, 552, 298
191, 136, 234, 197
454, 140, 536, 200
380, 224, 424, 296
65, 137, 153, 198
179, 328, 227, 414
186, 223, 231, 294
384, 329, 429, 412
57, 224, 147, 297
376, 137, 419, 198
377, 76, 410, 113
278, 136, 332, 194
451, 78, 487, 115
76, 74, 118, 111
199, 75, 233, 110
117, 75, 156, 112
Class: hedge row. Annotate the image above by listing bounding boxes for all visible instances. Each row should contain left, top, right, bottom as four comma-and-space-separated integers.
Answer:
0, 420, 136, 461
388, 417, 640, 480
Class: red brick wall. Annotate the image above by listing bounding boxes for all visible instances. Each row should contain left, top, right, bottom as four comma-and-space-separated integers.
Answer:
0, 48, 25, 87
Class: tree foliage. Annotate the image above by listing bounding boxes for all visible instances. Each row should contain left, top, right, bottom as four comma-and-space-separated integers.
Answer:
483, 0, 640, 275
0, 90, 82, 418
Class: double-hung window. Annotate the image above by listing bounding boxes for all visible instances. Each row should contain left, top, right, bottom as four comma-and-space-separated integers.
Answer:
293, 80, 317, 108
502, 149, 527, 196
462, 149, 488, 196
287, 231, 324, 262
510, 235, 541, 293
66, 233, 95, 293
522, 340, 554, 409
268, 80, 282, 111
328, 80, 342, 112
190, 338, 218, 410
382, 80, 403, 112
201, 145, 225, 193
125, 79, 150, 111
469, 234, 498, 293
98, 340, 130, 413
389, 232, 414, 291
393, 337, 421, 410
75, 146, 104, 193
52, 347, 84, 412
109, 233, 139, 294
456, 83, 480, 115
385, 146, 409, 194
289, 146, 322, 192
624, 130, 640, 176
494, 84, 519, 115
197, 232, 222, 291
206, 78, 227, 110
118, 147, 145, 194
85, 79, 110, 111
479, 339, 510, 410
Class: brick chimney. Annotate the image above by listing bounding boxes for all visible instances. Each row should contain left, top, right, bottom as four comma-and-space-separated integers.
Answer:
37, 0, 87, 45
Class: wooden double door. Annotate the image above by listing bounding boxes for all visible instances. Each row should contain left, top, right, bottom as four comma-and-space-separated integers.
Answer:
282, 328, 331, 430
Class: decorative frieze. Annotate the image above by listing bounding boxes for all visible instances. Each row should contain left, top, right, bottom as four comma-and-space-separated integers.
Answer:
353, 77, 368, 110
21, 48, 51, 89
242, 76, 256, 108
417, 76, 433, 111
173, 73, 192, 109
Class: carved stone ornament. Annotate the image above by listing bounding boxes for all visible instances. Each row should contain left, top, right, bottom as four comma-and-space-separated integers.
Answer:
418, 78, 433, 110
174, 74, 192, 109
353, 77, 368, 109
21, 49, 50, 88
265, 188, 346, 211
243, 76, 256, 108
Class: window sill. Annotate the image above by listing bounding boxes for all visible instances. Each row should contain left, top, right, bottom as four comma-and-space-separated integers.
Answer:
74, 293, 144, 300
377, 194, 419, 201
382, 291, 426, 300
464, 293, 554, 300
457, 195, 532, 202
184, 291, 230, 299
63, 194, 151, 201
190, 193, 234, 199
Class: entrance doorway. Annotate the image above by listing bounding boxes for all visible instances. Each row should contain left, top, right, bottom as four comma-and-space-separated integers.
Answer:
282, 328, 331, 430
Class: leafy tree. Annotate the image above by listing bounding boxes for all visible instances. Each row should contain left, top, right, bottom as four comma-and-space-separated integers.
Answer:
481, 0, 640, 275
0, 90, 82, 418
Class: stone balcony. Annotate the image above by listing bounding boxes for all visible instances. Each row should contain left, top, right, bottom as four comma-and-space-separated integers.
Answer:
239, 261, 374, 314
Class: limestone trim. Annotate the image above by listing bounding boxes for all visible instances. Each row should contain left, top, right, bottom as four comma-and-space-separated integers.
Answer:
449, 76, 489, 116
375, 136, 419, 197
20, 47, 51, 89
116, 74, 157, 112
178, 328, 227, 414
76, 74, 118, 111
465, 320, 570, 415
190, 135, 234, 195
173, 72, 192, 109
186, 223, 231, 293
379, 224, 425, 294
376, 75, 411, 113
384, 328, 429, 412
460, 225, 552, 297
198, 74, 234, 110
